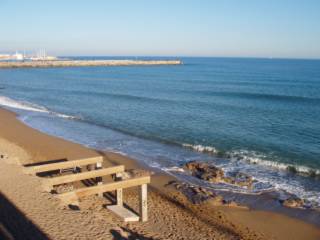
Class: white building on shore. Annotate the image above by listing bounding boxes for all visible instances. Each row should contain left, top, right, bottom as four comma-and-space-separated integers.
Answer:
30, 49, 57, 61
14, 51, 24, 60
0, 54, 11, 60
0, 50, 57, 61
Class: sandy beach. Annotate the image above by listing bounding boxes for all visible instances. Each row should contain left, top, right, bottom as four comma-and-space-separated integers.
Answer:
2, 0, 320, 239
0, 107, 319, 240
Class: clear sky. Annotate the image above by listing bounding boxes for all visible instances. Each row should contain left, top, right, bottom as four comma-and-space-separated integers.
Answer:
1, 0, 320, 58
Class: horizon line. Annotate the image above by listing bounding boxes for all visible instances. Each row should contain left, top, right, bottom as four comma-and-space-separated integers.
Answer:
58, 55, 320, 61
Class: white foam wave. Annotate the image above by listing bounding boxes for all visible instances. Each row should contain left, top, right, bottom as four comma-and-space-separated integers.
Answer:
161, 166, 185, 172
182, 143, 320, 176
182, 143, 217, 154
0, 95, 78, 120
54, 113, 79, 120
0, 95, 48, 113
228, 150, 320, 176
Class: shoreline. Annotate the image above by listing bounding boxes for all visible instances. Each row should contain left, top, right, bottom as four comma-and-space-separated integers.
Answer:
1, 107, 320, 239
0, 59, 182, 68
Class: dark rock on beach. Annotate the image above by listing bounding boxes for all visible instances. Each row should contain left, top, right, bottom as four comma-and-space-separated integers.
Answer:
184, 161, 224, 183
224, 172, 254, 188
281, 196, 305, 208
167, 181, 232, 205
184, 161, 253, 188
277, 190, 309, 209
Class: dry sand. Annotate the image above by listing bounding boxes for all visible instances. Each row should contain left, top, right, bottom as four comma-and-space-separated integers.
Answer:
0, 107, 319, 240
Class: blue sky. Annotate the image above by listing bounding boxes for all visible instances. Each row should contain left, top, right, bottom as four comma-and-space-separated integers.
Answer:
1, 0, 319, 58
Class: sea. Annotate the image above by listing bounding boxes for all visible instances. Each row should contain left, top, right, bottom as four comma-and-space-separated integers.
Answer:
0, 57, 320, 208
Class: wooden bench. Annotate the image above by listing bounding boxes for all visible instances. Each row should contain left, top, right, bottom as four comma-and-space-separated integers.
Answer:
23, 156, 150, 222
42, 165, 125, 192
23, 156, 103, 175
58, 176, 151, 222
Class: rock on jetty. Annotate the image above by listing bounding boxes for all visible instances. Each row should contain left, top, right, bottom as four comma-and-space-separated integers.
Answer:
0, 60, 182, 68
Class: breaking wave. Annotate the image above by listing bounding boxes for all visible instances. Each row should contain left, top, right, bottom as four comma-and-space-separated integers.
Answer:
227, 150, 320, 177
0, 95, 79, 120
182, 143, 320, 177
182, 143, 218, 154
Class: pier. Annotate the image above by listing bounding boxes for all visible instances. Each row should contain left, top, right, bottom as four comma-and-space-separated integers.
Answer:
0, 59, 182, 68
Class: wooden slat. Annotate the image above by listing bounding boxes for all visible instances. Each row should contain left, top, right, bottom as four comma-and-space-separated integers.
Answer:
58, 176, 151, 204
116, 172, 123, 205
140, 184, 148, 222
116, 188, 123, 206
107, 205, 139, 222
96, 162, 103, 198
42, 165, 125, 192
23, 156, 103, 175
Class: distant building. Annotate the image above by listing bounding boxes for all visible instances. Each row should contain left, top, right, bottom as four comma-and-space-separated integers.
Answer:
0, 54, 11, 60
0, 50, 57, 61
15, 52, 24, 61
30, 49, 57, 61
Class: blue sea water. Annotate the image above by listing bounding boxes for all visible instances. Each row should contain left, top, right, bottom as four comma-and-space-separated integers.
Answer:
0, 57, 320, 205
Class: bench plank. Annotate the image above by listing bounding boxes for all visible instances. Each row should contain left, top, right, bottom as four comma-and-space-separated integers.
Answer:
24, 156, 103, 175
42, 165, 125, 192
107, 205, 139, 222
58, 176, 151, 204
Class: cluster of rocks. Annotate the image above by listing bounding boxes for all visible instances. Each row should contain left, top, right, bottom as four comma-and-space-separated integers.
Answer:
181, 161, 316, 210
184, 161, 253, 188
184, 161, 224, 183
167, 180, 238, 206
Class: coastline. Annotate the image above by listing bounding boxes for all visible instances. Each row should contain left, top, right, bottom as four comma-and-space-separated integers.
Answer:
0, 60, 182, 68
1, 107, 320, 239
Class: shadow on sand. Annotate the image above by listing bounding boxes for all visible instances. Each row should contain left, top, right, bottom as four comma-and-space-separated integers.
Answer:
110, 227, 154, 240
0, 192, 49, 240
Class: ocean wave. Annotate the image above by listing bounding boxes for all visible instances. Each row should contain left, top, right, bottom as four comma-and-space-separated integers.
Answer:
182, 143, 218, 154
0, 95, 48, 113
182, 142, 320, 177
198, 90, 320, 103
227, 150, 320, 177
0, 95, 78, 120
63, 89, 177, 105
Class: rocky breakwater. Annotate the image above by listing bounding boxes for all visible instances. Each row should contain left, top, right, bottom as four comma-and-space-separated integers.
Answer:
0, 60, 183, 68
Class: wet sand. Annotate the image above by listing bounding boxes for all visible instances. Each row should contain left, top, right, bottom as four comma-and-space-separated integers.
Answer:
0, 107, 319, 240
